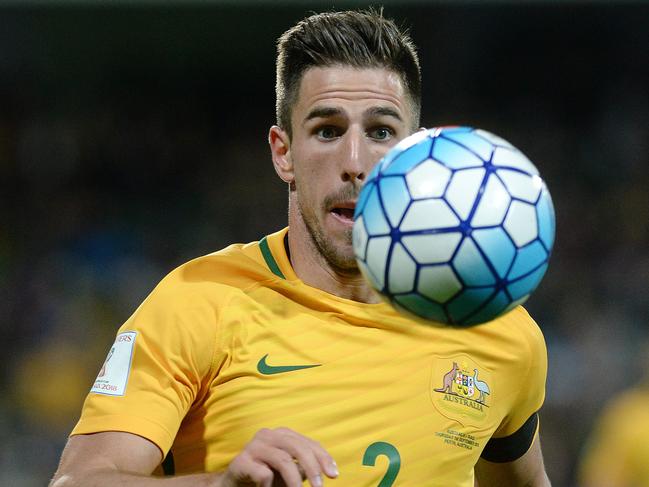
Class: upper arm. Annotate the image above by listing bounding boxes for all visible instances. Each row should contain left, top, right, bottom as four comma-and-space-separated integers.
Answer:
475, 433, 551, 487
494, 311, 548, 439
51, 432, 163, 485
476, 312, 550, 486
70, 277, 224, 455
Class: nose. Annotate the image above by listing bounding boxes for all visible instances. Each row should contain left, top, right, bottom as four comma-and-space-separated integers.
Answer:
340, 127, 370, 183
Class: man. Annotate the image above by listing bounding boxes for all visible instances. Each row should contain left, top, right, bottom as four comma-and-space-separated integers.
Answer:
578, 341, 649, 487
50, 9, 550, 487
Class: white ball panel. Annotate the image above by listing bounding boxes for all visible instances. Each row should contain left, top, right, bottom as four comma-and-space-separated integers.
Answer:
352, 216, 369, 260
401, 233, 463, 264
418, 265, 462, 303
474, 129, 514, 149
400, 199, 460, 231
491, 147, 539, 176
504, 201, 538, 247
406, 159, 452, 199
497, 169, 542, 203
388, 242, 416, 293
365, 236, 392, 290
471, 175, 511, 227
445, 167, 485, 220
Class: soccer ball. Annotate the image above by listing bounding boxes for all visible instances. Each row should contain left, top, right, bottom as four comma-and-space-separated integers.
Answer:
352, 127, 555, 326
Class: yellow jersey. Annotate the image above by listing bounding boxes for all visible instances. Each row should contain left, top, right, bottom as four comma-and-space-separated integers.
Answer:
72, 227, 547, 486
579, 386, 649, 487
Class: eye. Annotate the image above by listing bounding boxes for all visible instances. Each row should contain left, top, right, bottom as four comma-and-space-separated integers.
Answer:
316, 126, 340, 140
368, 127, 394, 141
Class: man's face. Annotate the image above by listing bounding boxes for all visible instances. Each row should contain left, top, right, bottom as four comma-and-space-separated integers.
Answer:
285, 65, 414, 272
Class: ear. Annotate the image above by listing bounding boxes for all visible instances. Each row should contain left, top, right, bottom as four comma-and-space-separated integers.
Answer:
269, 125, 294, 183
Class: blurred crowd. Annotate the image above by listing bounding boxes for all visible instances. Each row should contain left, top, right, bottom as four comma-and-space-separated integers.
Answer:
1, 4, 648, 486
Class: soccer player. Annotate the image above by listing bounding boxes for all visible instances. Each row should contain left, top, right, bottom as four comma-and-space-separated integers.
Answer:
578, 341, 649, 487
50, 9, 551, 487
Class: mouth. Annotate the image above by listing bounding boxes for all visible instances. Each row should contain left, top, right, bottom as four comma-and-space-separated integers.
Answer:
329, 202, 356, 224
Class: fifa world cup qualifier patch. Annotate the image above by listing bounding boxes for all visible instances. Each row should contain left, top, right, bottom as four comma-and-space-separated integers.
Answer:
430, 355, 493, 427
91, 331, 137, 396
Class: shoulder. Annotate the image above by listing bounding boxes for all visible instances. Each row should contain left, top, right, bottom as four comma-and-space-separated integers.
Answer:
479, 306, 548, 405
478, 306, 547, 363
504, 306, 546, 351
122, 238, 276, 336
152, 239, 274, 302
480, 306, 548, 437
502, 307, 547, 381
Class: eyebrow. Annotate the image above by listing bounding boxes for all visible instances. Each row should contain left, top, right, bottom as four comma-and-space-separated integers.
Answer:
304, 107, 343, 123
303, 105, 403, 124
365, 106, 403, 122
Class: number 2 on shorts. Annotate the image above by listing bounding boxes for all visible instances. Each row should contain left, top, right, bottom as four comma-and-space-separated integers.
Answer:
362, 441, 401, 487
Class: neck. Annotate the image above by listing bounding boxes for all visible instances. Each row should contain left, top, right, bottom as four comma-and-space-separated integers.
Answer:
287, 205, 381, 304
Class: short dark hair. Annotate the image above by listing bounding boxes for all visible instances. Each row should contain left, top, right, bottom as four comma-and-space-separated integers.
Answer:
275, 8, 421, 138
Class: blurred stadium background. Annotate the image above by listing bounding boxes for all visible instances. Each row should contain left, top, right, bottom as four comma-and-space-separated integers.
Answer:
1, 1, 648, 485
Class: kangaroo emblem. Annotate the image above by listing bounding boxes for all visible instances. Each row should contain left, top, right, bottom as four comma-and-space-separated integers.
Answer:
434, 362, 459, 394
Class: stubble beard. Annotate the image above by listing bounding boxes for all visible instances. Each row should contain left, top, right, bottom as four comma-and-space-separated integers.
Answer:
298, 185, 361, 276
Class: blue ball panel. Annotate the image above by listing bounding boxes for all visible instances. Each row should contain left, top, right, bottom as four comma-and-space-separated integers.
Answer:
507, 263, 548, 301
380, 129, 431, 171
441, 131, 494, 162
378, 176, 411, 228
355, 179, 376, 218
363, 186, 391, 236
508, 241, 548, 280
472, 228, 516, 279
383, 136, 433, 175
365, 236, 392, 291
453, 238, 496, 286
463, 291, 511, 325
432, 137, 484, 169
393, 293, 447, 323
537, 188, 556, 250
447, 288, 495, 324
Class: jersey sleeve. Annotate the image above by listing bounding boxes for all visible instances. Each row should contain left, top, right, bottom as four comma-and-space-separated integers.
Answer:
71, 272, 225, 456
482, 308, 548, 462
